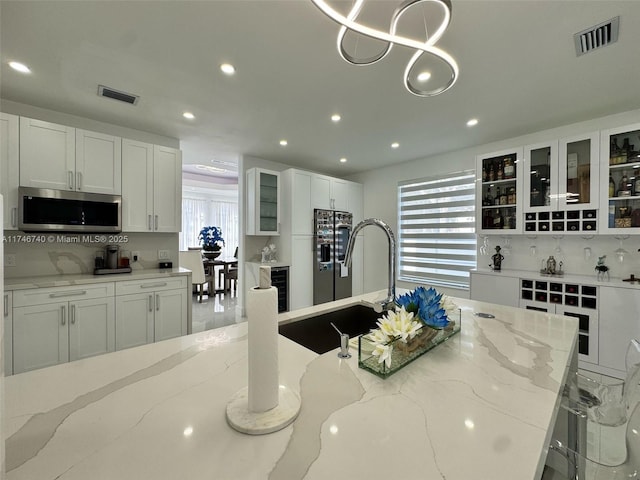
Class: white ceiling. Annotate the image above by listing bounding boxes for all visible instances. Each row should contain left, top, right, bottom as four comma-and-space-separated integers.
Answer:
1, 1, 639, 179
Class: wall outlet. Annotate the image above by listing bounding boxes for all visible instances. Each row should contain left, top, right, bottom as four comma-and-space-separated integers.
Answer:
5, 254, 16, 267
132, 251, 140, 262
158, 250, 170, 260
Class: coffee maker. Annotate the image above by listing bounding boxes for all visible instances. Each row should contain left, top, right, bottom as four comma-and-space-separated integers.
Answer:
94, 245, 132, 275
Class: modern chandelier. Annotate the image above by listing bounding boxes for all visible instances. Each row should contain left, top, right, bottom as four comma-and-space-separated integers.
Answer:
310, 0, 459, 97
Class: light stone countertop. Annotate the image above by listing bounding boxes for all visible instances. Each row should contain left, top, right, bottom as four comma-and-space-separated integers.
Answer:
3, 267, 191, 291
3, 292, 578, 480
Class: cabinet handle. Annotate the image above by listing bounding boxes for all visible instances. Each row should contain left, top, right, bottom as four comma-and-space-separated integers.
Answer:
49, 290, 87, 298
68, 171, 74, 190
156, 294, 160, 311
155, 215, 159, 231
61, 305, 66, 326
148, 295, 153, 312
140, 282, 167, 289
76, 172, 82, 191
71, 304, 76, 324
3, 294, 8, 317
11, 207, 17, 228
148, 215, 153, 231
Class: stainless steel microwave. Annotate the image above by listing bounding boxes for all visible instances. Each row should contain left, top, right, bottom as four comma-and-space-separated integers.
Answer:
18, 187, 122, 232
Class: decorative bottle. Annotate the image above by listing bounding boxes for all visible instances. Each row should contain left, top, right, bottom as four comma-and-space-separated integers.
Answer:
489, 164, 495, 181
609, 175, 616, 198
504, 158, 514, 178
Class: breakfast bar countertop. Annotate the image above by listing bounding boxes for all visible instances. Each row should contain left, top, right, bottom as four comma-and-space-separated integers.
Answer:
3, 293, 578, 480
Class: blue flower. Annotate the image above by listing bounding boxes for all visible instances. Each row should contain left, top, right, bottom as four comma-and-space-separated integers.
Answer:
396, 286, 451, 329
198, 226, 225, 250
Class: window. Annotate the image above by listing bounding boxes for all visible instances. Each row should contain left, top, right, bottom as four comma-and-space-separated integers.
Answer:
180, 196, 239, 254
398, 170, 476, 289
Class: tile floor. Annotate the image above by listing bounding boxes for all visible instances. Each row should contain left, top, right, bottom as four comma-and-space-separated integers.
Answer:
190, 289, 244, 333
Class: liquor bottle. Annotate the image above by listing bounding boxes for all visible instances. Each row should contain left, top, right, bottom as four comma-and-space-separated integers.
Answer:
504, 158, 514, 178
619, 171, 630, 196
488, 164, 495, 181
482, 165, 487, 182
492, 209, 502, 229
497, 160, 504, 180
609, 175, 616, 198
622, 138, 631, 163
494, 187, 501, 205
610, 138, 620, 164
500, 188, 507, 205
634, 174, 640, 196
486, 187, 494, 206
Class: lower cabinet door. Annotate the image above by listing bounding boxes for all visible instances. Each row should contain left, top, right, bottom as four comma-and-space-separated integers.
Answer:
69, 297, 115, 362
13, 302, 69, 374
115, 293, 154, 350
154, 289, 187, 342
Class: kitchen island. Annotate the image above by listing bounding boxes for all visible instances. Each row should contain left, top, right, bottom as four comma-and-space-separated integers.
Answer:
3, 293, 578, 480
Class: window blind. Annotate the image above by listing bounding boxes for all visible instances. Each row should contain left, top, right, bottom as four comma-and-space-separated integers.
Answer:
398, 170, 476, 289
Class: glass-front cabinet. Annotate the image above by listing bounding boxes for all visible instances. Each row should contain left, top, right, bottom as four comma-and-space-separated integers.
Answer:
521, 132, 599, 234
600, 123, 640, 233
476, 147, 523, 234
246, 167, 280, 235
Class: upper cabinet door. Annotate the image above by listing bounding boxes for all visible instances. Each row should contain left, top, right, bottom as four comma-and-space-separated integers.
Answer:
122, 139, 154, 232
75, 129, 122, 194
331, 179, 349, 211
600, 122, 640, 234
476, 147, 523, 234
246, 168, 280, 235
557, 131, 599, 211
153, 145, 182, 232
311, 175, 331, 210
1, 112, 19, 229
523, 141, 559, 212
19, 117, 75, 191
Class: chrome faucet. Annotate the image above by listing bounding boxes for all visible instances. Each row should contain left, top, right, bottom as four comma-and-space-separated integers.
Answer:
344, 218, 396, 313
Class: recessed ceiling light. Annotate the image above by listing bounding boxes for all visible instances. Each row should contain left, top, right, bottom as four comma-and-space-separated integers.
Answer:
466, 118, 479, 127
339, 157, 347, 163
183, 112, 195, 120
391, 142, 400, 149
417, 71, 431, 82
279, 139, 288, 146
9, 61, 31, 74
220, 63, 236, 75
331, 114, 341, 122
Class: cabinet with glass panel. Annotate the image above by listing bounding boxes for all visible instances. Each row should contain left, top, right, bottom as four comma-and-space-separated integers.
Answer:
522, 132, 599, 234
600, 123, 640, 233
246, 168, 280, 235
476, 147, 523, 234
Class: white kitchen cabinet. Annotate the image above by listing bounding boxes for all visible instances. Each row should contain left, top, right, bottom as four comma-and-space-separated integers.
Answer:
287, 169, 313, 235
19, 117, 122, 194
598, 286, 640, 377
12, 283, 115, 374
312, 174, 349, 210
4, 292, 13, 375
1, 113, 19, 230
121, 140, 182, 232
75, 129, 122, 194
470, 271, 520, 307
115, 276, 188, 350
289, 235, 313, 311
558, 131, 599, 212
246, 168, 280, 235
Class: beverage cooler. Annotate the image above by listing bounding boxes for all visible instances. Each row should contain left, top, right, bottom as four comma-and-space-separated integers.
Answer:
313, 209, 353, 305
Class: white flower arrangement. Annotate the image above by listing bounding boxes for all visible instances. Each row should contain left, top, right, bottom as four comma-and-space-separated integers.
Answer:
370, 307, 422, 368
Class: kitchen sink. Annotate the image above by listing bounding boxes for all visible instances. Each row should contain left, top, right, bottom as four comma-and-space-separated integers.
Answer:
278, 304, 381, 354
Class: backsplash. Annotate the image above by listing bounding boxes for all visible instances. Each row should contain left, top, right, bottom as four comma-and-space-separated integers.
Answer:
3, 232, 178, 278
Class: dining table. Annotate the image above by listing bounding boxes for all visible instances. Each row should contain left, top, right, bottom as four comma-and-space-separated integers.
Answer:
203, 256, 238, 293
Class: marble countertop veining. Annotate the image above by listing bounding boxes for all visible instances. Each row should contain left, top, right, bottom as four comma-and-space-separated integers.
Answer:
3, 267, 191, 291
3, 293, 578, 480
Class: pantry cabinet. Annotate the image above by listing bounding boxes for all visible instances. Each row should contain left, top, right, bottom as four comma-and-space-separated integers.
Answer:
0, 112, 19, 230
19, 117, 122, 194
599, 122, 640, 233
121, 140, 182, 232
115, 277, 188, 350
12, 283, 115, 374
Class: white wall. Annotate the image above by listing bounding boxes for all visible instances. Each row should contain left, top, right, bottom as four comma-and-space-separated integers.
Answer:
349, 108, 640, 299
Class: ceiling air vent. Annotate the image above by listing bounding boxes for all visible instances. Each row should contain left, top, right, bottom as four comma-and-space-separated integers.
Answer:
97, 85, 139, 105
574, 16, 619, 56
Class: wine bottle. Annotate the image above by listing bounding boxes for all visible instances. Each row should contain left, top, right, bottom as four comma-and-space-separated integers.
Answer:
619, 171, 629, 196
497, 160, 504, 180
489, 164, 495, 181
504, 158, 514, 178
494, 187, 501, 205
609, 175, 616, 198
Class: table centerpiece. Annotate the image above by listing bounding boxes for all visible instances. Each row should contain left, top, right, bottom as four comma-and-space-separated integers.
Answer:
199, 226, 225, 259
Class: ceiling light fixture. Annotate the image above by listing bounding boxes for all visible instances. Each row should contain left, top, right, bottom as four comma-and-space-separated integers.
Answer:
339, 157, 347, 163
309, 0, 458, 97
279, 140, 288, 146
417, 71, 431, 82
9, 61, 31, 73
220, 63, 236, 75
391, 142, 400, 149
331, 114, 341, 122
195, 164, 228, 174
183, 112, 195, 120
466, 118, 478, 127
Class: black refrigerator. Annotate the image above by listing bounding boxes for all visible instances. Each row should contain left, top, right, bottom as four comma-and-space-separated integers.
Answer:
313, 209, 353, 305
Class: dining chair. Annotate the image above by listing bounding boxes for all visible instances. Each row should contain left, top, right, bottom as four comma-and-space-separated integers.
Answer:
179, 250, 213, 302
